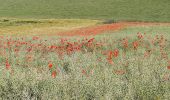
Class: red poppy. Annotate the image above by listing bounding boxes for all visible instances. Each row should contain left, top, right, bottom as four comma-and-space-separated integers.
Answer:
50, 45, 56, 49
51, 71, 57, 78
133, 41, 138, 49
107, 51, 113, 60
113, 49, 119, 57
82, 69, 86, 75
48, 62, 53, 69
88, 38, 95, 43
67, 42, 73, 46
123, 39, 128, 48
5, 60, 10, 70
32, 36, 39, 40
108, 59, 114, 65
137, 34, 143, 39
167, 66, 170, 70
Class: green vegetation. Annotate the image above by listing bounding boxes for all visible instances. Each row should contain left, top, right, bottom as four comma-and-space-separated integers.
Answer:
0, 0, 170, 22
0, 0, 170, 99
0, 26, 170, 99
0, 18, 100, 35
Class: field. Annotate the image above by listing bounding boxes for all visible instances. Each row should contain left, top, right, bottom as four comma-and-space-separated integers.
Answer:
0, 25, 170, 99
0, 0, 170, 100
0, 18, 100, 35
0, 0, 170, 22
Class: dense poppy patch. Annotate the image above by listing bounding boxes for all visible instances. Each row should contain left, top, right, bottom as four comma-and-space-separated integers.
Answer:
0, 32, 169, 79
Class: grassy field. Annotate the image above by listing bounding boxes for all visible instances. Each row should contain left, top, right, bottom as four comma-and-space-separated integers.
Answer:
0, 0, 170, 22
0, 0, 170, 99
0, 18, 100, 35
0, 26, 170, 99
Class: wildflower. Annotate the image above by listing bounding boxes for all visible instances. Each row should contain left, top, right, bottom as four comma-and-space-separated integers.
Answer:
82, 69, 86, 75
5, 60, 10, 70
67, 42, 73, 47
167, 66, 170, 70
137, 32, 143, 39
106, 51, 114, 64
88, 38, 95, 43
108, 59, 114, 64
51, 71, 57, 78
48, 61, 53, 69
14, 48, 19, 52
27, 48, 32, 52
133, 41, 138, 50
32, 36, 39, 40
113, 49, 119, 58
7, 41, 10, 46
122, 38, 128, 48
107, 51, 113, 60
60, 38, 67, 44
50, 45, 55, 49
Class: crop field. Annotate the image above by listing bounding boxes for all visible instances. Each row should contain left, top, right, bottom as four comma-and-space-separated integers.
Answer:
0, 0, 170, 100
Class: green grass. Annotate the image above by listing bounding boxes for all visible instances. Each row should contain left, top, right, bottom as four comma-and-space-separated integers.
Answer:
0, 18, 100, 35
0, 0, 170, 22
0, 26, 170, 99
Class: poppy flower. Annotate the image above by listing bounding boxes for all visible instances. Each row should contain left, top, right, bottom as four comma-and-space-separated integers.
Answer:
107, 51, 113, 60
51, 71, 57, 78
32, 36, 39, 40
133, 41, 138, 49
5, 60, 10, 70
167, 66, 170, 70
108, 59, 114, 64
122, 39, 128, 48
137, 34, 143, 39
48, 62, 53, 69
82, 69, 86, 75
88, 38, 95, 43
113, 49, 119, 57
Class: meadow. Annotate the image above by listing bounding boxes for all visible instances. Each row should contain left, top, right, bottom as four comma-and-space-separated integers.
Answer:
0, 25, 170, 99
0, 18, 100, 35
0, 0, 170, 99
0, 0, 170, 22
